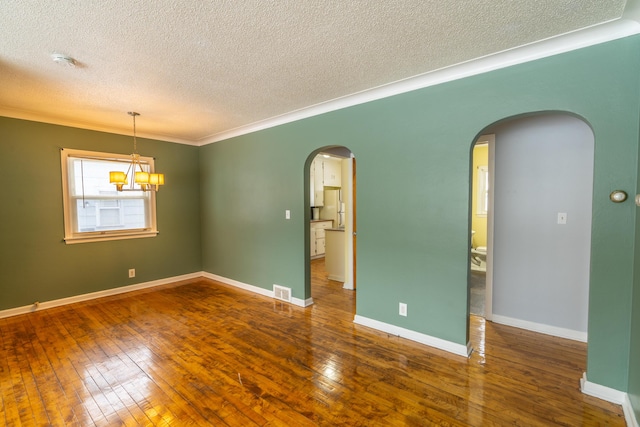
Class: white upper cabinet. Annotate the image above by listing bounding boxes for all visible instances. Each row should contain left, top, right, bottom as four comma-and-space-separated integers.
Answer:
323, 157, 341, 187
310, 155, 342, 207
310, 158, 316, 206
311, 157, 324, 206
314, 157, 324, 189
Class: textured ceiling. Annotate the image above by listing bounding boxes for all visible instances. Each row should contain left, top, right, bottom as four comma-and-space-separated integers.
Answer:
0, 1, 632, 145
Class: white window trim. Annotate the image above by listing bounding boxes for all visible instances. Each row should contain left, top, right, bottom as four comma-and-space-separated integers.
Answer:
61, 148, 159, 244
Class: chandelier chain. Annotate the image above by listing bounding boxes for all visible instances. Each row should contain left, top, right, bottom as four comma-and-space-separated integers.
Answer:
128, 111, 139, 154
110, 111, 163, 192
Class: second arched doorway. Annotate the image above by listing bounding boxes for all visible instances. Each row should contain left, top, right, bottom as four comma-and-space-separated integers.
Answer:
307, 147, 356, 314
470, 112, 594, 343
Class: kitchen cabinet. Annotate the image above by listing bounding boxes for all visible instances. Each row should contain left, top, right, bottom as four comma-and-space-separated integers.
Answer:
310, 220, 332, 257
310, 159, 316, 207
325, 229, 345, 282
310, 157, 324, 207
311, 156, 343, 207
323, 157, 342, 187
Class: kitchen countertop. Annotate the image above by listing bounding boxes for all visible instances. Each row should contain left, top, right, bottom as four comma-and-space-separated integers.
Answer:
326, 228, 345, 232
311, 219, 332, 223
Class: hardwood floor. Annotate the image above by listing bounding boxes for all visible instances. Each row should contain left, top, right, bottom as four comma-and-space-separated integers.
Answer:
0, 259, 625, 426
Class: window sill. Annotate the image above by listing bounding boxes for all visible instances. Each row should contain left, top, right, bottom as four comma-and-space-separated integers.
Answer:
64, 230, 159, 244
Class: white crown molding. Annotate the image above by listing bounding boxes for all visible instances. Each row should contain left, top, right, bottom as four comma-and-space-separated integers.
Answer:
0, 107, 200, 146
491, 314, 588, 342
2, 19, 639, 146
198, 17, 640, 146
353, 315, 471, 357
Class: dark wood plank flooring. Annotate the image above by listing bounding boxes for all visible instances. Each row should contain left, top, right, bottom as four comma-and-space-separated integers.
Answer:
0, 258, 625, 426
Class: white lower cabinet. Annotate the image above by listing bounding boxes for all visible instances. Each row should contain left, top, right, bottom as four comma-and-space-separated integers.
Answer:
311, 220, 332, 257
316, 235, 325, 256
310, 228, 317, 255
325, 229, 345, 282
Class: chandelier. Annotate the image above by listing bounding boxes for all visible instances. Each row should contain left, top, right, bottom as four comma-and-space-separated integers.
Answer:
109, 112, 164, 192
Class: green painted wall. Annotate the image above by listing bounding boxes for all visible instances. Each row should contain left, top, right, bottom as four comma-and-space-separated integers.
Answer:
199, 132, 308, 292
0, 117, 202, 309
630, 146, 640, 419
200, 35, 640, 392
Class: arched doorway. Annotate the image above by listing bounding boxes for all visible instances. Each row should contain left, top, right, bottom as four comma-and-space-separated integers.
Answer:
470, 113, 594, 342
306, 147, 356, 314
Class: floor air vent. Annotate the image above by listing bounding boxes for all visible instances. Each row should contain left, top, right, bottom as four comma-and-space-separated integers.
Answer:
273, 285, 292, 302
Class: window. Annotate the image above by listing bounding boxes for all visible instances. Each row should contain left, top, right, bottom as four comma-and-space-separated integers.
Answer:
61, 149, 158, 244
477, 165, 489, 217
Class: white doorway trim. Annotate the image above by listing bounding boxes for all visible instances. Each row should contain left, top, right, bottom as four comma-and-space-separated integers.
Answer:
343, 154, 355, 290
485, 134, 495, 321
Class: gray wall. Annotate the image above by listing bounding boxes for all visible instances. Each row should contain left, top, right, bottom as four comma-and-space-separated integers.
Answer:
492, 114, 594, 333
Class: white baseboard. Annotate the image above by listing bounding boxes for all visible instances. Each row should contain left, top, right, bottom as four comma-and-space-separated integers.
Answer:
203, 272, 272, 297
203, 275, 470, 358
491, 314, 587, 342
580, 373, 626, 403
298, 297, 315, 307
624, 393, 639, 427
0, 271, 313, 320
0, 272, 203, 319
202, 272, 311, 308
581, 373, 638, 427
354, 315, 470, 357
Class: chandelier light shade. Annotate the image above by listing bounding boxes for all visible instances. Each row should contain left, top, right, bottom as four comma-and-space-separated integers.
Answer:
109, 112, 164, 192
148, 173, 165, 186
109, 171, 127, 190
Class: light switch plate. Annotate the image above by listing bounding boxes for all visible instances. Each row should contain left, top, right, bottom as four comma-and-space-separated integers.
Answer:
285, 210, 291, 219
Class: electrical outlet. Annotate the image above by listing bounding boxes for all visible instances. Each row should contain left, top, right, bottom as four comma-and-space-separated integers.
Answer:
128, 269, 135, 278
399, 302, 407, 317
557, 212, 567, 225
